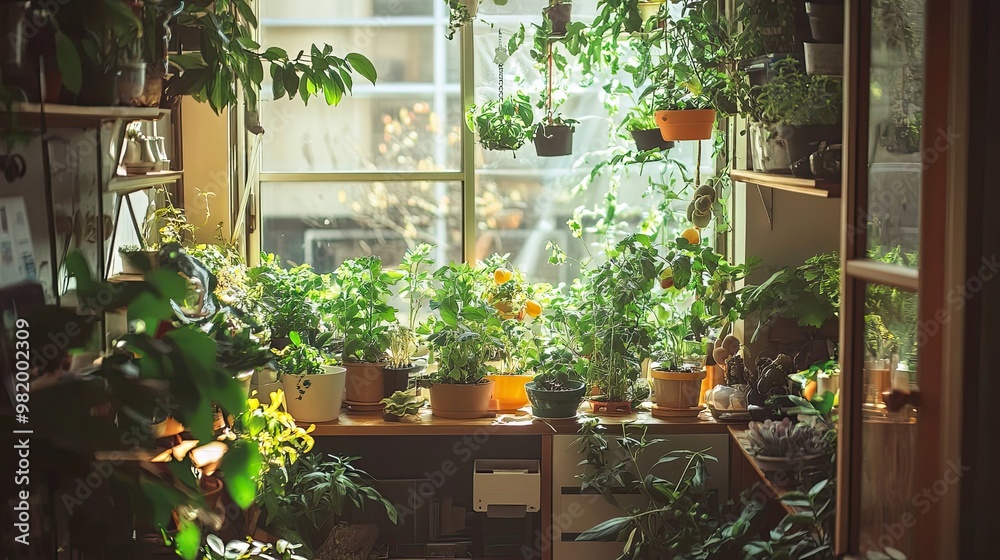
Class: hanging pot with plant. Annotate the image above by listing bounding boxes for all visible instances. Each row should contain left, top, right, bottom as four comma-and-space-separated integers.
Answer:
533, 119, 576, 157
654, 108, 716, 141
543, 0, 573, 37
637, 0, 666, 26
467, 34, 534, 154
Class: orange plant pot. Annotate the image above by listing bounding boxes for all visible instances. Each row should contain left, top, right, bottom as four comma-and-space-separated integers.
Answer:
654, 109, 717, 141
486, 374, 534, 411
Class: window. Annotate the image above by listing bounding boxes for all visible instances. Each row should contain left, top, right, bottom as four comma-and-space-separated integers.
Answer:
257, 0, 715, 280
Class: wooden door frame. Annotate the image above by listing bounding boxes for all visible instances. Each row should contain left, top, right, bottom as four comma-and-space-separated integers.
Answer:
837, 0, 969, 557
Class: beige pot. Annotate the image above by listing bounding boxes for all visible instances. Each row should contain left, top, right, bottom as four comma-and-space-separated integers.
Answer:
282, 365, 346, 423
429, 380, 494, 419
344, 361, 386, 405
651, 369, 707, 409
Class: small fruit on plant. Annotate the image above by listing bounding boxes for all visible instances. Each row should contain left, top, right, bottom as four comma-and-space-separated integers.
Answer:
680, 228, 701, 245
658, 266, 674, 289
803, 380, 818, 401
691, 211, 712, 229
722, 335, 740, 356
493, 267, 513, 285
524, 299, 542, 318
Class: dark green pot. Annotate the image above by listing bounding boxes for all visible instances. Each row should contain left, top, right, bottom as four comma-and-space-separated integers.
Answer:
525, 380, 586, 419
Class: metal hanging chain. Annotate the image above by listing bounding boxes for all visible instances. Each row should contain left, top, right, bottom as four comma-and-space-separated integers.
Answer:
497, 29, 504, 101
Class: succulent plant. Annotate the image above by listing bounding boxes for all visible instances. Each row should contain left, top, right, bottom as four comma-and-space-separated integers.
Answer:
686, 184, 719, 229
380, 391, 427, 418
745, 418, 827, 459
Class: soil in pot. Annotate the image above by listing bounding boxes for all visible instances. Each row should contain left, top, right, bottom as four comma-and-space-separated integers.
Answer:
282, 365, 346, 423
344, 361, 386, 405
654, 109, 716, 141
429, 380, 494, 419
631, 128, 675, 151
525, 380, 586, 418
543, 2, 572, 36
777, 124, 842, 176
806, 1, 845, 43
651, 369, 707, 409
533, 124, 574, 157
804, 42, 844, 76
749, 122, 792, 173
486, 374, 535, 411
383, 363, 423, 396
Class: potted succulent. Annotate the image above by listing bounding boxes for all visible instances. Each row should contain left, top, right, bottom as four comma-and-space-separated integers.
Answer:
275, 332, 344, 423
466, 92, 535, 152
422, 262, 503, 419
543, 0, 573, 37
334, 256, 400, 409
380, 391, 427, 422
524, 348, 586, 418
745, 418, 830, 473
756, 60, 843, 177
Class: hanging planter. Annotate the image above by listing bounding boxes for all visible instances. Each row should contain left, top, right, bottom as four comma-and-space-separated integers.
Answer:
533, 122, 575, 157
654, 109, 716, 141
630, 128, 675, 151
467, 32, 534, 154
637, 0, 666, 25
543, 0, 573, 37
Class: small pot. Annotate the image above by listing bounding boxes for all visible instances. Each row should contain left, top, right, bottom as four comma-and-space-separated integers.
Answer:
343, 361, 386, 405
255, 381, 282, 404
134, 64, 165, 107
525, 380, 586, 418
533, 124, 574, 157
739, 54, 803, 87
117, 61, 147, 106
654, 109, 716, 141
429, 380, 494, 419
486, 373, 535, 411
806, 1, 844, 43
120, 249, 158, 275
809, 142, 842, 182
281, 365, 346, 423
804, 42, 844, 76
637, 0, 665, 26
748, 121, 792, 173
777, 124, 842, 176
589, 399, 632, 415
651, 369, 707, 409
543, 1, 572, 36
383, 363, 424, 396
630, 128, 675, 151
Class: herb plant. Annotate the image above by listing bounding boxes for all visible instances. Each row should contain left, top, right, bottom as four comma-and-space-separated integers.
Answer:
466, 92, 535, 151
335, 256, 401, 363
755, 60, 843, 126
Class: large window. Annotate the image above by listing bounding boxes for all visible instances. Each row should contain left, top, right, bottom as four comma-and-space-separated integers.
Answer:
257, 0, 714, 282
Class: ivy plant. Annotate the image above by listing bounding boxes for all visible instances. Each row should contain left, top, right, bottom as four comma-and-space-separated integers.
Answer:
466, 92, 535, 151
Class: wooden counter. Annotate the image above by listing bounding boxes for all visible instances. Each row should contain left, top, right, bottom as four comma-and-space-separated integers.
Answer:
308, 408, 732, 436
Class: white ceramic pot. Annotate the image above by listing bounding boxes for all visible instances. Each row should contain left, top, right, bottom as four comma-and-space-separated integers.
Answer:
255, 381, 282, 405
281, 365, 346, 423
804, 42, 843, 76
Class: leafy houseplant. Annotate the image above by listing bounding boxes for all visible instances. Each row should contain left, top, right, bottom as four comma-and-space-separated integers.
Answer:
384, 244, 435, 390
380, 391, 428, 421
335, 256, 401, 406
248, 255, 327, 346
524, 348, 587, 418
622, 102, 675, 152
166, 0, 377, 130
257, 452, 397, 557
466, 92, 535, 152
275, 332, 345, 423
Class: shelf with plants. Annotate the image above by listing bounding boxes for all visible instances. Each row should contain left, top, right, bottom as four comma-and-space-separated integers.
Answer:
107, 169, 184, 194
9, 102, 169, 128
730, 168, 842, 197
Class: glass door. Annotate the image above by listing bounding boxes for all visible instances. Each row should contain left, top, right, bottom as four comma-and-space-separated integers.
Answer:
838, 0, 958, 558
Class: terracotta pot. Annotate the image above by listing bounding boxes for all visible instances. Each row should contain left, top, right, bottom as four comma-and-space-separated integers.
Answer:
282, 365, 346, 422
589, 400, 632, 415
343, 361, 386, 405
654, 109, 716, 141
651, 369, 707, 409
525, 380, 586, 418
630, 128, 675, 151
429, 380, 494, 419
486, 374, 534, 411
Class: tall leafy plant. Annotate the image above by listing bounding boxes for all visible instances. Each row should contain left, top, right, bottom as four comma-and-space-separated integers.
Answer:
755, 60, 843, 126
335, 256, 401, 363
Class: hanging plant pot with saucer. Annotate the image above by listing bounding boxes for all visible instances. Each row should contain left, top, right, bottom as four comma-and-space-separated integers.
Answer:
654, 108, 717, 141
467, 92, 534, 153
533, 118, 577, 157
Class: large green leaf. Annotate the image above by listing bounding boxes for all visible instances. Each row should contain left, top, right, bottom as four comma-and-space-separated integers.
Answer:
576, 515, 633, 542
54, 32, 82, 94
346, 53, 378, 84
222, 441, 262, 509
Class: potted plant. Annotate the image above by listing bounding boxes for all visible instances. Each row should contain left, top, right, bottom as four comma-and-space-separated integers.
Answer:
383, 244, 436, 394
756, 60, 843, 177
650, 79, 717, 142
637, 0, 666, 26
806, 0, 845, 43
543, 0, 573, 37
256, 452, 397, 557
533, 115, 577, 157
335, 256, 400, 409
380, 391, 427, 422
275, 332, 345, 423
445, 0, 479, 40
649, 322, 707, 412
745, 418, 830, 472
622, 104, 675, 152
383, 323, 422, 394
247, 255, 325, 348
466, 92, 535, 152
119, 188, 211, 274
422, 262, 503, 419
524, 348, 586, 418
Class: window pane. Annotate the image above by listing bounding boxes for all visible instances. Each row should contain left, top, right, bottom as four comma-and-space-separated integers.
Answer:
260, 1, 460, 172
260, 181, 462, 270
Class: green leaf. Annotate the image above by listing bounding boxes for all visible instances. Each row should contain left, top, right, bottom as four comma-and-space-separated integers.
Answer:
270, 64, 286, 99
222, 441, 262, 509
346, 53, 378, 84
247, 57, 264, 85
236, 36, 260, 51
321, 70, 343, 105
174, 521, 201, 560
261, 46, 289, 62
54, 32, 82, 94
576, 515, 632, 542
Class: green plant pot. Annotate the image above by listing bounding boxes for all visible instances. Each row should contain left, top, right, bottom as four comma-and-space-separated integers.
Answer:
533, 124, 574, 157
525, 380, 586, 418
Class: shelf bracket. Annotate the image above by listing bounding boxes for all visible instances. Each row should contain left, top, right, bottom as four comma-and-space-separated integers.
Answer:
755, 184, 774, 230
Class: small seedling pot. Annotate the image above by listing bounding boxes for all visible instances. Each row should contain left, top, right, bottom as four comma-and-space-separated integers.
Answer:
654, 109, 716, 141
429, 380, 495, 419
282, 365, 346, 423
533, 124, 574, 157
630, 128, 675, 151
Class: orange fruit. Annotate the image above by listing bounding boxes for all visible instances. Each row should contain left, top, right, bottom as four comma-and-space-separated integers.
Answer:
803, 380, 818, 401
524, 299, 542, 318
680, 228, 701, 245
493, 267, 513, 285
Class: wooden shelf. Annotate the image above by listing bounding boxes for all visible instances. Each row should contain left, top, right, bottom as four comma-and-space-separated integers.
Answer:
107, 170, 183, 194
10, 102, 168, 128
730, 169, 841, 198
728, 426, 809, 515
308, 407, 727, 436
107, 273, 146, 283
